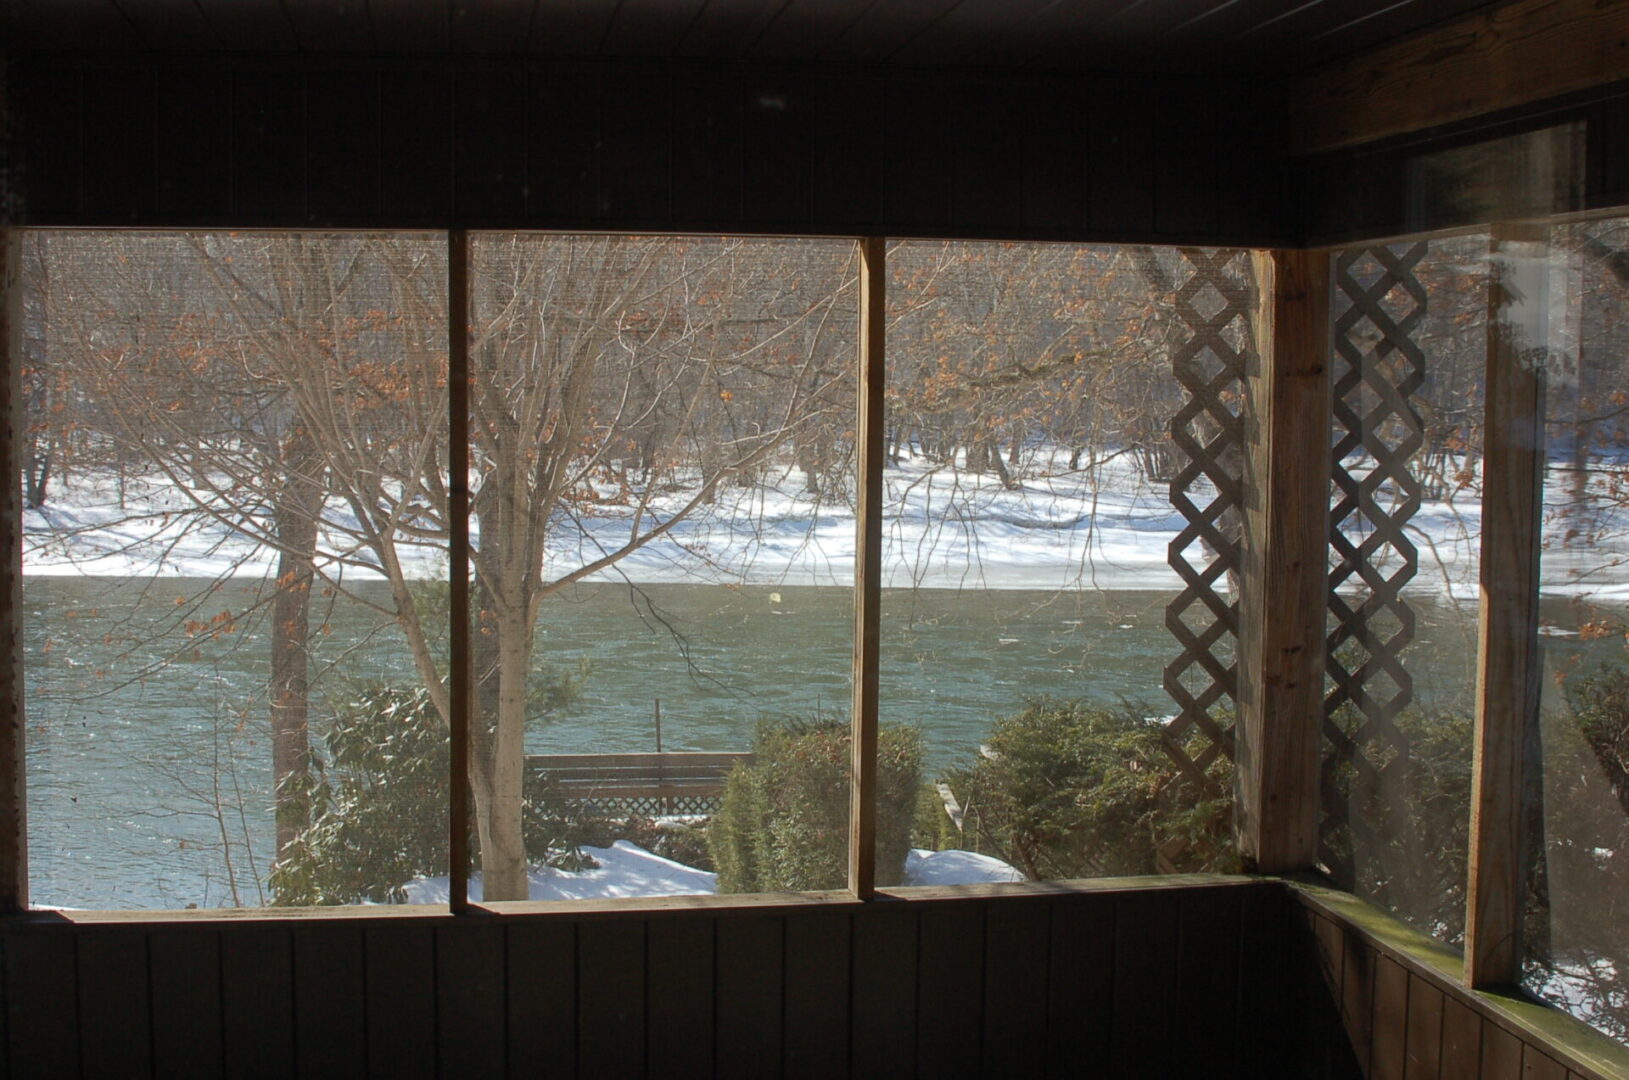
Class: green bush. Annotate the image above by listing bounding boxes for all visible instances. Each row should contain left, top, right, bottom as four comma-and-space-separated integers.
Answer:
940, 699, 1240, 880
711, 719, 923, 892
269, 683, 580, 905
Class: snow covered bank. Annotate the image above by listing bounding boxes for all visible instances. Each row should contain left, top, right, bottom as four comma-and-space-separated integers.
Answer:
400, 842, 1025, 903
23, 451, 1629, 598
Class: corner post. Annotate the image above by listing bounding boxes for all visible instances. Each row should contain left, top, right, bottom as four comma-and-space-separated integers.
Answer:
1236, 248, 1331, 873
1, 225, 26, 913
1466, 224, 1549, 987
849, 236, 885, 900
448, 229, 472, 913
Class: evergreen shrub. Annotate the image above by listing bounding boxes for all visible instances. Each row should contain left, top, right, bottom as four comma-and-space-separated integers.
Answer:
711, 719, 922, 892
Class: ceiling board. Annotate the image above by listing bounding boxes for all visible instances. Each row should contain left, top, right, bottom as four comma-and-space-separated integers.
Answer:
601, 0, 712, 55
452, 0, 534, 52
14, 0, 142, 50
373, 0, 449, 52
886, 0, 1056, 65
529, 0, 622, 54
672, 0, 788, 58
746, 0, 875, 60
114, 0, 225, 51
1, 0, 1518, 76
280, 0, 374, 51
969, 0, 1144, 66
192, 0, 299, 52
817, 0, 965, 63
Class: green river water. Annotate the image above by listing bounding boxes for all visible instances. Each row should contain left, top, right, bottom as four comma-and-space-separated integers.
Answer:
17, 576, 1565, 908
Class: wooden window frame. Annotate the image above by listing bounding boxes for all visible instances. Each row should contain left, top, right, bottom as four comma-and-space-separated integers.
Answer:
0, 227, 1333, 916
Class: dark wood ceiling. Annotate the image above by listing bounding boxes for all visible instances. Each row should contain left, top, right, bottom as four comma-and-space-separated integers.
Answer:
3, 0, 1502, 73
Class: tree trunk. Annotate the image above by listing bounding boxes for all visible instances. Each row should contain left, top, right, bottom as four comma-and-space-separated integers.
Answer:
471, 602, 532, 901
269, 441, 320, 863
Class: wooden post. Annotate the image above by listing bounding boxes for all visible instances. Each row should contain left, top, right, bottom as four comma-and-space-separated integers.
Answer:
448, 229, 472, 913
1236, 248, 1331, 873
1466, 224, 1549, 988
1, 227, 27, 912
849, 236, 885, 900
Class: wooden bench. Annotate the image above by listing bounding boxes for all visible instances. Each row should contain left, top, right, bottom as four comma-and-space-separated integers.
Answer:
525, 751, 755, 816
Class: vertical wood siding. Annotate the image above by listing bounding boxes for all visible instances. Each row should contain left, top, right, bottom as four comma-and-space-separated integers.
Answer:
8, 58, 1290, 245
3, 880, 1319, 1078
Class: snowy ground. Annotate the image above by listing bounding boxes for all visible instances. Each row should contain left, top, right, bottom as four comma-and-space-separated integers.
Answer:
24, 449, 1629, 598
400, 841, 1025, 903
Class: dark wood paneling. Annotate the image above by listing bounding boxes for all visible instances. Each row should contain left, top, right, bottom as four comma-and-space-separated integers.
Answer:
674, 72, 744, 225
783, 912, 850, 1080
1048, 895, 1114, 1077
916, 905, 985, 1078
883, 79, 953, 228
1441, 996, 1485, 1076
435, 921, 506, 1077
507, 920, 578, 1076
1088, 77, 1157, 237
646, 916, 714, 1079
455, 69, 529, 221
11, 57, 1294, 244
602, 0, 711, 55
1342, 913, 1377, 1076
4, 930, 78, 1077
282, 0, 373, 52
981, 901, 1049, 1078
528, 68, 600, 223
599, 68, 672, 224
82, 67, 154, 221
364, 924, 436, 1080
77, 928, 150, 1080
1481, 1019, 1525, 1079
850, 905, 917, 1077
811, 74, 884, 228
1155, 78, 1219, 238
308, 71, 380, 222
1112, 890, 1178, 1076
952, 82, 1022, 232
221, 926, 295, 1080
234, 71, 306, 221
1238, 884, 1297, 1073
150, 928, 224, 1078
155, 70, 232, 219
1405, 973, 1444, 1080
577, 919, 646, 1080
741, 75, 811, 226
715, 915, 781, 1080
380, 70, 452, 221
1019, 80, 1087, 233
291, 923, 366, 1078
1173, 888, 1243, 1076
1371, 956, 1410, 1080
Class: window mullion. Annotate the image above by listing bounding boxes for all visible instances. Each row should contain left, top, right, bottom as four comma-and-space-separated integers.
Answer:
1466, 223, 1549, 986
849, 236, 885, 900
1, 228, 27, 914
448, 228, 473, 914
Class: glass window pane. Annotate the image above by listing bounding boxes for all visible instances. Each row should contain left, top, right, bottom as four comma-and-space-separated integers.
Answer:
1321, 236, 1487, 945
22, 232, 450, 908
1524, 218, 1629, 1043
462, 234, 858, 902
885, 240, 1250, 886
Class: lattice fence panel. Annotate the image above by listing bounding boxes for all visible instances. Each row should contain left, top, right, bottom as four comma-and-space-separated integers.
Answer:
552, 794, 723, 820
1321, 243, 1429, 885
1162, 248, 1256, 791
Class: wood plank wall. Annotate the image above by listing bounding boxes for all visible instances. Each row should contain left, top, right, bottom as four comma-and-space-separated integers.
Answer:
1292, 887, 1629, 1080
3, 56, 1289, 246
0, 880, 1322, 1079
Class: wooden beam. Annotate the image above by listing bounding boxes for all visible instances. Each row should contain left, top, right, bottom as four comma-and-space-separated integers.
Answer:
1, 228, 26, 913
448, 229, 471, 914
849, 236, 885, 901
1466, 223, 1549, 989
1290, 0, 1629, 155
1236, 248, 1331, 873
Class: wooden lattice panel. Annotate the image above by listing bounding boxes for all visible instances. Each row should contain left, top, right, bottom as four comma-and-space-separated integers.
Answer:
1163, 249, 1256, 790
1321, 243, 1428, 884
